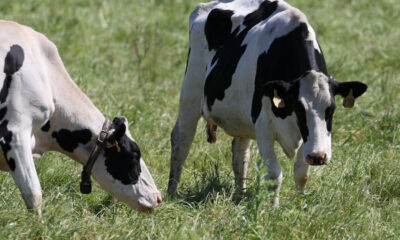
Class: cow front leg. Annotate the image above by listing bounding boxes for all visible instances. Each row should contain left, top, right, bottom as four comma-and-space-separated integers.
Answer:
294, 144, 310, 192
168, 108, 201, 195
262, 146, 282, 207
232, 137, 251, 193
3, 129, 42, 217
255, 120, 282, 207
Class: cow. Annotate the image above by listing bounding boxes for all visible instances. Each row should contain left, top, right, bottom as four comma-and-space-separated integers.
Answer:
168, 0, 367, 205
0, 20, 162, 216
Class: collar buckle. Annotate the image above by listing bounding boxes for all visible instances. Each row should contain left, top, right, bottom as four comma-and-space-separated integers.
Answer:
97, 129, 109, 144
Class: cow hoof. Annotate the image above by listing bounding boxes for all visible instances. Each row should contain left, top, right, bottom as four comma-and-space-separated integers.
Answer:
272, 197, 280, 208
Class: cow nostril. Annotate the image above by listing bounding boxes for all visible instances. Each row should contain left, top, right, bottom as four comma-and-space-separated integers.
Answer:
156, 195, 162, 206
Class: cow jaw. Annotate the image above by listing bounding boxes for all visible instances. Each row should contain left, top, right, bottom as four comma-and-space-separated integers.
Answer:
91, 157, 161, 211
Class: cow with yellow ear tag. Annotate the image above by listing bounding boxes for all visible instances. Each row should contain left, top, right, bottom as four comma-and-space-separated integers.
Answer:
168, 0, 368, 207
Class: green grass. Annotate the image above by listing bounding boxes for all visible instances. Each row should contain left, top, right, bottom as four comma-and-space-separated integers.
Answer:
0, 0, 399, 239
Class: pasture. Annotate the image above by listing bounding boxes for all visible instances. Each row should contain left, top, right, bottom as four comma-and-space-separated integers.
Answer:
0, 0, 399, 239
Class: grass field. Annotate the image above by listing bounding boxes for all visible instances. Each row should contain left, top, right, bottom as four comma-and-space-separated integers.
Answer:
0, 0, 399, 239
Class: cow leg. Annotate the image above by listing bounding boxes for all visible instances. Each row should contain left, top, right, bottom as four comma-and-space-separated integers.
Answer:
263, 147, 282, 207
255, 119, 282, 207
5, 129, 42, 217
232, 137, 251, 193
168, 101, 201, 195
294, 144, 310, 192
168, 37, 206, 195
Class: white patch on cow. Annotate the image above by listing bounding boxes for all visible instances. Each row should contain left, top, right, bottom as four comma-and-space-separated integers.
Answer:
261, 96, 302, 159
229, 0, 266, 33
299, 70, 332, 162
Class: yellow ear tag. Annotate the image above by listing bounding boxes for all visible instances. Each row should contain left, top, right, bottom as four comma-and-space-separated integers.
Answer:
343, 89, 355, 108
114, 141, 121, 152
273, 89, 285, 108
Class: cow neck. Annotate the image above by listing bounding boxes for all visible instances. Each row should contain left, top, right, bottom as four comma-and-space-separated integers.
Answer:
49, 71, 106, 165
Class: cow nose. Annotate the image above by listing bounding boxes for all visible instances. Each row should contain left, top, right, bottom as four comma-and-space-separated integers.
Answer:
306, 152, 327, 165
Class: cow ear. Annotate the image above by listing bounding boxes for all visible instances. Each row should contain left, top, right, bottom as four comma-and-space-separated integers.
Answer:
263, 81, 292, 108
332, 80, 368, 108
108, 117, 126, 143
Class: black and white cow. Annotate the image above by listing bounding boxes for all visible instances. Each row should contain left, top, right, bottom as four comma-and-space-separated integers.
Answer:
168, 0, 367, 204
0, 20, 161, 216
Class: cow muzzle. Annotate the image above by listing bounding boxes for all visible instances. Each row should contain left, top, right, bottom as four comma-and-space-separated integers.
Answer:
306, 152, 327, 165
137, 194, 162, 213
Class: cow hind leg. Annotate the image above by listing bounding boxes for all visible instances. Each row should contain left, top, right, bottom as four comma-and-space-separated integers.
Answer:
168, 38, 206, 195
168, 110, 201, 195
232, 137, 251, 193
294, 144, 310, 192
4, 129, 42, 217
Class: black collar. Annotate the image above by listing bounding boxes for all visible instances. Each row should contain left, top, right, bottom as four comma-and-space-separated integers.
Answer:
80, 119, 112, 194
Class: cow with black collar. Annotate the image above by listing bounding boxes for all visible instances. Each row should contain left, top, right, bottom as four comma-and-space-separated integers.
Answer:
168, 0, 367, 205
0, 20, 161, 216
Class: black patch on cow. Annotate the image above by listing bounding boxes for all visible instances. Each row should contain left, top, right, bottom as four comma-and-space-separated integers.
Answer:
0, 75, 13, 104
204, 1, 278, 110
0, 107, 7, 121
41, 121, 50, 132
314, 42, 328, 74
104, 135, 141, 185
325, 105, 335, 132
293, 101, 308, 142
204, 9, 234, 51
7, 157, 15, 171
1, 45, 25, 104
52, 129, 92, 152
0, 120, 15, 171
252, 23, 328, 122
325, 76, 339, 132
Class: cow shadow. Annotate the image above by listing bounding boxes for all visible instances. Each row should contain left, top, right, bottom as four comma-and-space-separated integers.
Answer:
170, 163, 233, 205
171, 163, 264, 206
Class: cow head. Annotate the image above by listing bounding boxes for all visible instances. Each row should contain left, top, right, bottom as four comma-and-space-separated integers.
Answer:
90, 117, 162, 212
264, 70, 367, 165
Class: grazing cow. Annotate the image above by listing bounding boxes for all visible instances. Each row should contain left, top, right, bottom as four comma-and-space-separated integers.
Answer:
168, 0, 367, 204
0, 20, 161, 216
